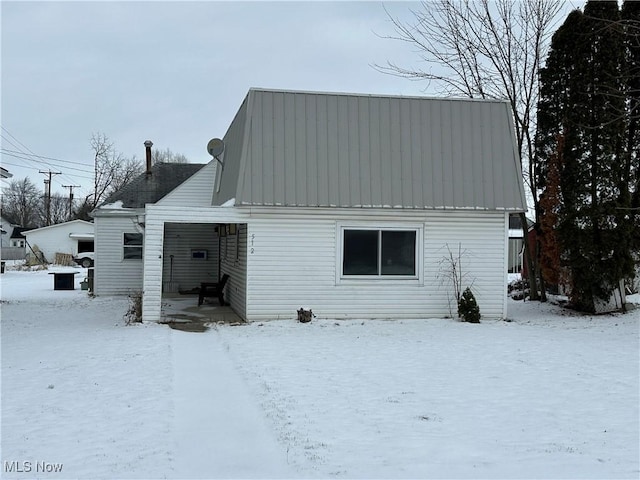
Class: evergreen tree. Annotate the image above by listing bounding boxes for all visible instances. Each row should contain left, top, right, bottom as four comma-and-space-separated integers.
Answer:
538, 133, 564, 289
537, 1, 634, 312
621, 1, 640, 257
458, 288, 481, 323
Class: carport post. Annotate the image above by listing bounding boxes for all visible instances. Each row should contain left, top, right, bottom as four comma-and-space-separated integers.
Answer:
142, 215, 165, 322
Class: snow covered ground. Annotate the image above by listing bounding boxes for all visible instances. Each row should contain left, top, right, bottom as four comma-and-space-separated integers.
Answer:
1, 266, 639, 479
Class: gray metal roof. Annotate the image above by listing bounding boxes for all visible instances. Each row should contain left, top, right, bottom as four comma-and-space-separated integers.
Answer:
213, 88, 527, 211
101, 163, 205, 209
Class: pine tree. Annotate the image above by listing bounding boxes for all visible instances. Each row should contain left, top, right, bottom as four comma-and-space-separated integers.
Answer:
621, 1, 640, 259
458, 288, 481, 323
537, 1, 634, 312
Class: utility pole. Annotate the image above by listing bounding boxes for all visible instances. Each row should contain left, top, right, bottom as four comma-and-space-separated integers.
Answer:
62, 185, 81, 220
40, 170, 61, 226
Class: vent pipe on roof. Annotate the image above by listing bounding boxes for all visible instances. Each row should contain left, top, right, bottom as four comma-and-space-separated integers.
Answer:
144, 140, 153, 174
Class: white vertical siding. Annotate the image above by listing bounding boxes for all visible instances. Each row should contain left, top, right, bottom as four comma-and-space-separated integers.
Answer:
94, 215, 145, 295
220, 224, 247, 320
141, 205, 509, 322
142, 205, 251, 322
245, 209, 508, 321
423, 212, 508, 318
157, 161, 217, 207
142, 215, 164, 321
163, 223, 219, 291
246, 217, 335, 320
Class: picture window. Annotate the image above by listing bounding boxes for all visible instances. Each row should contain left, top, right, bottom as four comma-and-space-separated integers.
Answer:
342, 228, 417, 277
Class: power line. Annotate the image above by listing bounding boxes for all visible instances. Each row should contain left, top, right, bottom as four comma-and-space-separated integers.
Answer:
0, 147, 93, 168
0, 127, 94, 197
1, 126, 37, 154
1, 150, 94, 174
0, 160, 93, 181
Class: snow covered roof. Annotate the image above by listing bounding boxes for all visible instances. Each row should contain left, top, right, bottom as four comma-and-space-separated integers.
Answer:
22, 219, 94, 235
212, 88, 527, 211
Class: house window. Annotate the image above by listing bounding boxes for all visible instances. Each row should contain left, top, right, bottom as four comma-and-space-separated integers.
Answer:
341, 227, 418, 278
191, 249, 208, 260
123, 233, 143, 260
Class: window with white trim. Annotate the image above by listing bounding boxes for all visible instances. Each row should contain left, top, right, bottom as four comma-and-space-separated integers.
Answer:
341, 227, 418, 278
123, 232, 143, 260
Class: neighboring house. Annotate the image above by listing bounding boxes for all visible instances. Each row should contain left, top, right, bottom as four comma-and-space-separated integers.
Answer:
22, 220, 94, 264
1, 169, 18, 259
508, 214, 533, 275
1, 215, 26, 261
1, 166, 13, 199
91, 162, 207, 295
9, 227, 27, 248
134, 88, 527, 323
1, 215, 15, 248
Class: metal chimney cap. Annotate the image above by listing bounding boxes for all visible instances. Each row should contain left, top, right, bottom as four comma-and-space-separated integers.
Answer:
144, 140, 153, 147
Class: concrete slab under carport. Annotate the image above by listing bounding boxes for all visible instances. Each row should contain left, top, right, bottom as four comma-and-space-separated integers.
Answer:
160, 294, 244, 328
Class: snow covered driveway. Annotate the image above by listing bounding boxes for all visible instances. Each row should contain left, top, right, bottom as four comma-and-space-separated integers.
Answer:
1, 267, 639, 479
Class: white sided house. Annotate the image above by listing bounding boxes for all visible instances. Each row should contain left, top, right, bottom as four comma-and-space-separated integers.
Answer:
91, 162, 208, 295
22, 220, 94, 264
140, 88, 527, 322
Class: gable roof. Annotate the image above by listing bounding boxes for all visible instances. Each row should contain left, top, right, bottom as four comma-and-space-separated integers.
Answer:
213, 88, 526, 211
22, 219, 94, 235
100, 163, 205, 209
156, 160, 218, 207
10, 227, 28, 239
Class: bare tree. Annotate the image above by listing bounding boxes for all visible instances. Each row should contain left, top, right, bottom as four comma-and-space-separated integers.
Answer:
85, 132, 142, 210
377, 0, 565, 300
152, 147, 188, 164
46, 193, 70, 225
75, 135, 189, 218
0, 177, 42, 228
436, 243, 475, 318
110, 155, 143, 194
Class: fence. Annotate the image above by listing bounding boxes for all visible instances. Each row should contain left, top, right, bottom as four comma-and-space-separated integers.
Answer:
54, 252, 74, 266
1, 247, 26, 261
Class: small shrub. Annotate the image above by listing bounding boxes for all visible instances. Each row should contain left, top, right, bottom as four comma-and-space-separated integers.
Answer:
124, 291, 143, 325
458, 287, 481, 323
436, 243, 476, 318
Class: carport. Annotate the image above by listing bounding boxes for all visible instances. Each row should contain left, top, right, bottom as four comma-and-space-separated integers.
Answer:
142, 204, 250, 323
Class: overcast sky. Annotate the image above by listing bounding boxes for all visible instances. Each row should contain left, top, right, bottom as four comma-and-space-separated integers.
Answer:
1, 1, 438, 198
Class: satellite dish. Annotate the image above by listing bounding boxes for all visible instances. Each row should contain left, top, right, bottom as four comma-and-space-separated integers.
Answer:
207, 138, 225, 158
